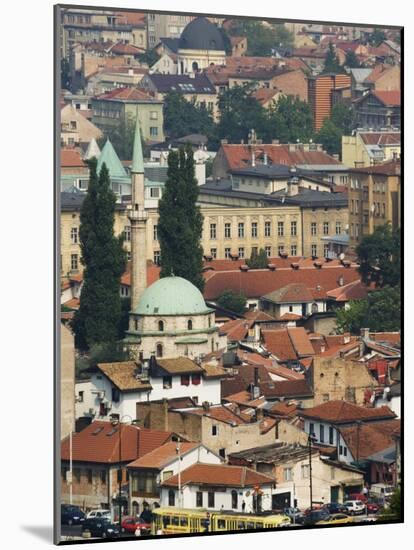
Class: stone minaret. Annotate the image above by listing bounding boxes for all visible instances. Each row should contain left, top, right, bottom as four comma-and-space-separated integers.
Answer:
129, 114, 148, 312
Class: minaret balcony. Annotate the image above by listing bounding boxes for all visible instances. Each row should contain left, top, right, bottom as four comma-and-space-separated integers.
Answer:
129, 209, 148, 222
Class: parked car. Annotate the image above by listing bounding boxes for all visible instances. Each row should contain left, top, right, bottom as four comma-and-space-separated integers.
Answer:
316, 513, 353, 525
370, 484, 394, 502
347, 492, 368, 503
323, 503, 348, 515
302, 509, 330, 526
82, 517, 120, 538
366, 501, 381, 514
86, 509, 111, 520
283, 507, 305, 523
121, 516, 151, 535
343, 500, 365, 515
61, 504, 85, 526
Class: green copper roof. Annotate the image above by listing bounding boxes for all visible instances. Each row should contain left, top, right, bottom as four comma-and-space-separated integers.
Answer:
97, 139, 128, 179
132, 115, 144, 174
135, 276, 213, 316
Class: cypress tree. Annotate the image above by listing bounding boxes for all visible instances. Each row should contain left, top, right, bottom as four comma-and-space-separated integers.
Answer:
323, 42, 344, 74
72, 159, 126, 351
158, 146, 204, 291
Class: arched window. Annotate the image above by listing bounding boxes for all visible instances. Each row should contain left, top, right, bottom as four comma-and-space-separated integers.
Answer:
231, 490, 238, 509
192, 61, 199, 72
187, 320, 193, 330
311, 303, 319, 313
132, 501, 139, 516
168, 490, 175, 506
156, 343, 163, 358
158, 320, 164, 332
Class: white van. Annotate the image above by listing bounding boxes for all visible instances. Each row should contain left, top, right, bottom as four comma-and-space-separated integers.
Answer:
370, 484, 394, 501
86, 509, 111, 519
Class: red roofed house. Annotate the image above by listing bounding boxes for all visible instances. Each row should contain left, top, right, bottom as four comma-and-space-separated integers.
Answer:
299, 399, 396, 463
60, 421, 175, 513
354, 89, 401, 130
160, 463, 276, 513
127, 442, 222, 514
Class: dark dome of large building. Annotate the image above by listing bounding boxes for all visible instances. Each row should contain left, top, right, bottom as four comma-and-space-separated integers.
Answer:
178, 17, 225, 51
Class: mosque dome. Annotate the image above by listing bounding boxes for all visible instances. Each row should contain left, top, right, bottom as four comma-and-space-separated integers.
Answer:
135, 276, 213, 316
178, 17, 225, 52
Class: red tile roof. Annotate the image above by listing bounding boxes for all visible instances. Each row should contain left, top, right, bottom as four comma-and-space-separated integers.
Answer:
262, 283, 314, 304
327, 279, 372, 302
359, 132, 400, 146
61, 421, 173, 463
370, 332, 400, 346
260, 379, 313, 399
219, 319, 253, 342
372, 90, 401, 106
299, 401, 396, 424
287, 327, 316, 356
61, 149, 87, 168
268, 401, 298, 417
221, 144, 341, 170
96, 87, 156, 102
181, 404, 249, 425
244, 310, 275, 322
340, 419, 400, 459
279, 312, 302, 321
162, 463, 275, 488
262, 329, 297, 361
127, 442, 200, 469
350, 158, 401, 176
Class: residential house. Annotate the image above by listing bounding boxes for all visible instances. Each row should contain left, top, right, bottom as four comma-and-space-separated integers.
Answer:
149, 52, 178, 75
342, 130, 400, 169
138, 73, 219, 121
160, 463, 276, 513
354, 90, 401, 129
230, 36, 247, 56
146, 13, 194, 49
260, 284, 328, 320
348, 158, 401, 247
135, 400, 278, 459
299, 400, 397, 463
91, 87, 164, 143
60, 420, 175, 513
307, 73, 352, 130
229, 442, 364, 508
127, 442, 222, 513
78, 357, 227, 422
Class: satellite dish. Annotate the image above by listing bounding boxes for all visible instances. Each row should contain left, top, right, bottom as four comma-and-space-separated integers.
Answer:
339, 253, 345, 260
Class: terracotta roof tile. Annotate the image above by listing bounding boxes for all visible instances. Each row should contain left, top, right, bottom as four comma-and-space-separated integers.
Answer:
299, 400, 396, 424
97, 362, 152, 392
96, 87, 157, 102
156, 357, 204, 375
372, 90, 401, 106
262, 329, 297, 361
61, 149, 87, 168
127, 442, 200, 469
350, 158, 401, 176
61, 421, 173, 463
219, 319, 252, 342
359, 132, 400, 146
162, 463, 275, 488
181, 404, 248, 426
287, 327, 315, 357
260, 379, 313, 399
340, 419, 400, 459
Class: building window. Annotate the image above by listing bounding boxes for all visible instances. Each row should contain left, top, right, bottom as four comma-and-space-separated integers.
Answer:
123, 225, 131, 242
355, 224, 359, 238
311, 222, 317, 236
278, 245, 284, 255
264, 221, 271, 237
74, 468, 81, 482
150, 127, 158, 137
219, 448, 226, 458
238, 222, 245, 238
210, 248, 217, 259
150, 111, 158, 120
196, 492, 203, 507
291, 221, 297, 236
324, 244, 329, 258
153, 250, 161, 265
291, 245, 297, 256
224, 247, 231, 259
212, 425, 218, 436
355, 200, 359, 214
323, 222, 329, 235
265, 246, 271, 257
320, 425, 325, 442
208, 492, 215, 508
329, 426, 334, 445
153, 225, 158, 241
162, 375, 172, 389
191, 374, 201, 385
224, 223, 231, 239
187, 320, 193, 330
70, 227, 78, 244
158, 320, 164, 332
344, 447, 348, 457
283, 468, 293, 481
336, 222, 342, 235
210, 223, 217, 239
231, 490, 238, 509
277, 221, 284, 236
181, 374, 190, 386
157, 344, 164, 358
87, 469, 93, 484
100, 470, 106, 484
301, 464, 310, 479
168, 490, 175, 506
309, 422, 314, 436
71, 254, 78, 271
150, 187, 160, 198
238, 247, 245, 259
251, 246, 258, 256
251, 222, 258, 238
311, 244, 317, 257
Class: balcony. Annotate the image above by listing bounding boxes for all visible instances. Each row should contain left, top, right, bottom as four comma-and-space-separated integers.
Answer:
128, 209, 148, 222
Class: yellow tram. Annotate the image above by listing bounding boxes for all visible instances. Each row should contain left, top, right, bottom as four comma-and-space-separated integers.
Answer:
151, 507, 291, 535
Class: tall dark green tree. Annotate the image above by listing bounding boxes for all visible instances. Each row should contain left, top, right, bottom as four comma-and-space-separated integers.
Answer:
246, 248, 269, 269
331, 102, 355, 135
356, 224, 400, 287
72, 159, 127, 351
316, 119, 343, 155
322, 42, 344, 74
368, 28, 386, 47
217, 290, 247, 314
265, 95, 314, 143
344, 50, 361, 68
158, 147, 205, 291
164, 91, 215, 140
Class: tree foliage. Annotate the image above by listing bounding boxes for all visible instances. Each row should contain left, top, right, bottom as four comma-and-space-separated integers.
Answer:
158, 147, 205, 291
336, 286, 401, 334
163, 91, 215, 140
227, 20, 293, 56
322, 42, 344, 74
71, 159, 127, 351
217, 290, 247, 314
331, 102, 355, 135
344, 50, 361, 68
379, 485, 401, 520
61, 58, 71, 90
356, 224, 401, 287
246, 248, 269, 269
265, 95, 314, 143
137, 49, 161, 67
368, 28, 386, 47
315, 118, 343, 155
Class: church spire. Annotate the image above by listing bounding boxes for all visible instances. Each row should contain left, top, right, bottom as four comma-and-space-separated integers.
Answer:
132, 113, 144, 174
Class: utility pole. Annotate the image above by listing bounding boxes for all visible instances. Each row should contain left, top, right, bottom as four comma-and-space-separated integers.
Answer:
69, 430, 73, 505
177, 438, 182, 508
308, 432, 316, 511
